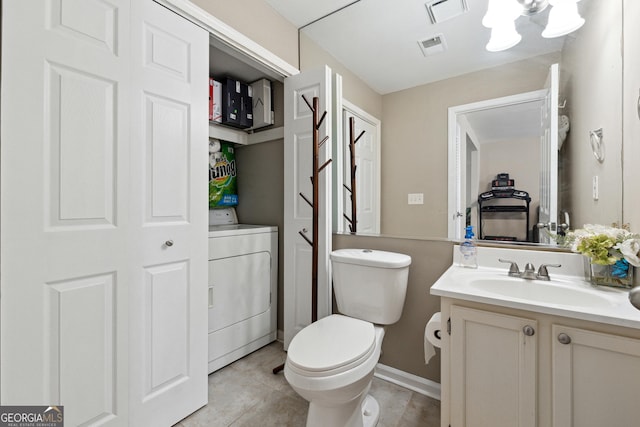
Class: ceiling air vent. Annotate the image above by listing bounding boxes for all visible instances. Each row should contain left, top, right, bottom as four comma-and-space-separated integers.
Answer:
425, 0, 469, 24
418, 34, 447, 56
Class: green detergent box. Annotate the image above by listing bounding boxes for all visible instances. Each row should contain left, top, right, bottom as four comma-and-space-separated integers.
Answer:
209, 141, 238, 208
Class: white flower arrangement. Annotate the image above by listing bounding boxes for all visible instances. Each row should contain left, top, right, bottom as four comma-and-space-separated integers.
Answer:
565, 224, 640, 267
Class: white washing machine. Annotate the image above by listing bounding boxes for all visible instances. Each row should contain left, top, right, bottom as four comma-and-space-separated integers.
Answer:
207, 223, 278, 373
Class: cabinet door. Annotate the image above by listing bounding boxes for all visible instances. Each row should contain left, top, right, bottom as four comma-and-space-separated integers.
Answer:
552, 325, 640, 427
1, 1, 131, 425
450, 306, 537, 427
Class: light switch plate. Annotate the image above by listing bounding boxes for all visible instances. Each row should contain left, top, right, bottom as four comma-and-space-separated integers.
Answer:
408, 193, 424, 205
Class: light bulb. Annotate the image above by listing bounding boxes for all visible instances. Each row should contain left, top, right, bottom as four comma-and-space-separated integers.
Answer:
486, 21, 522, 52
542, 0, 585, 38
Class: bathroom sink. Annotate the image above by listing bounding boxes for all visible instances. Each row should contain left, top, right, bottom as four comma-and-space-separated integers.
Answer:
430, 245, 640, 329
467, 277, 616, 308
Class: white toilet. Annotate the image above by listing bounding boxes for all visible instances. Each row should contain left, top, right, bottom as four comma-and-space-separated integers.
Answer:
284, 248, 411, 427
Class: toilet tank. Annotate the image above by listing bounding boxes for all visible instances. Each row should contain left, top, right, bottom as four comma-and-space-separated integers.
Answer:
330, 249, 411, 325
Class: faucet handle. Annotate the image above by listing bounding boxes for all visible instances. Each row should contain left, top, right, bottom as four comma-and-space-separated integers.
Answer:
499, 259, 521, 276
520, 262, 538, 279
537, 263, 562, 281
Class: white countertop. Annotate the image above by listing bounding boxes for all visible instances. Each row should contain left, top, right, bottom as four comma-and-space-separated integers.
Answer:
431, 245, 640, 329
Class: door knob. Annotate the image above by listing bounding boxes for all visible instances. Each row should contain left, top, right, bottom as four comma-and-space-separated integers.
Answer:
536, 222, 557, 232
557, 333, 572, 345
523, 325, 535, 336
165, 240, 174, 247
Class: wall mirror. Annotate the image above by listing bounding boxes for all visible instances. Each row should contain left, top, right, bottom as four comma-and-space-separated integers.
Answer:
295, 0, 623, 246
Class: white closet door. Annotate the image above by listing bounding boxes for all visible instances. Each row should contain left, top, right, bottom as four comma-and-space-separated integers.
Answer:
341, 103, 381, 235
538, 63, 559, 244
128, 1, 208, 425
283, 66, 333, 349
1, 1, 131, 425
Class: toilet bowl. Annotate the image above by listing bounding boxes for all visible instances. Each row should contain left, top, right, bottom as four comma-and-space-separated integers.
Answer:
285, 249, 411, 427
285, 314, 384, 427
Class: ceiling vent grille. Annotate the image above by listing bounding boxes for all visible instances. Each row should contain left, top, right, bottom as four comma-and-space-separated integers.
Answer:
418, 34, 447, 56
425, 0, 469, 24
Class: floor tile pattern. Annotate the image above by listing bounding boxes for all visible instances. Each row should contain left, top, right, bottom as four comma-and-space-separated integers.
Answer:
177, 341, 440, 427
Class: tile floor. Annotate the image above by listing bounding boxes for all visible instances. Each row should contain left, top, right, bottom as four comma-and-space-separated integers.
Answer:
176, 341, 440, 427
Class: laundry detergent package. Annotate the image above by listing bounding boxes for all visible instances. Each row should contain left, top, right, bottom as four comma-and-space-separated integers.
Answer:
209, 140, 238, 208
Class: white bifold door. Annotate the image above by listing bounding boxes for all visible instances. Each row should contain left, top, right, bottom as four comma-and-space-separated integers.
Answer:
1, 0, 208, 425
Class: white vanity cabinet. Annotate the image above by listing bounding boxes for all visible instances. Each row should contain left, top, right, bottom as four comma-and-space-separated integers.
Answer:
449, 306, 537, 427
551, 324, 640, 427
441, 299, 640, 427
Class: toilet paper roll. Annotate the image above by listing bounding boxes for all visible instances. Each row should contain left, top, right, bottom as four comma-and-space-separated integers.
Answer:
209, 138, 221, 153
424, 312, 442, 364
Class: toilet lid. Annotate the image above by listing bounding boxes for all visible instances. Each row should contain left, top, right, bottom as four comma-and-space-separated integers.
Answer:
287, 314, 375, 373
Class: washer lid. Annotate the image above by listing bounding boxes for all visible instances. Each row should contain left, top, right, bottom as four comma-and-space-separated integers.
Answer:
287, 315, 375, 373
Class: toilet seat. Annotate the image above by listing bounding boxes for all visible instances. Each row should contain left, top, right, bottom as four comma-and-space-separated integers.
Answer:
287, 314, 375, 377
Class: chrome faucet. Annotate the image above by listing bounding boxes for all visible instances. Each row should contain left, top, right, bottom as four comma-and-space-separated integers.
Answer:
499, 259, 561, 281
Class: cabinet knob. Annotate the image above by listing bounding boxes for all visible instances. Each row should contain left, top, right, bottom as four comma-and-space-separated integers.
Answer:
165, 240, 174, 247
557, 333, 572, 345
522, 325, 535, 336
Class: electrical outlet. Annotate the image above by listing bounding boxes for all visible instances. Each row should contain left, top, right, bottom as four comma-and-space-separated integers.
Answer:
408, 193, 424, 205
592, 175, 599, 201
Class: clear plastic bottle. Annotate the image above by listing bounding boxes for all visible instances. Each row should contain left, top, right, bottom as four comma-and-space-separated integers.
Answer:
459, 226, 478, 268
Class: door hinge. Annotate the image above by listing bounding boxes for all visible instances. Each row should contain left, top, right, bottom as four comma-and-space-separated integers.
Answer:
447, 317, 451, 335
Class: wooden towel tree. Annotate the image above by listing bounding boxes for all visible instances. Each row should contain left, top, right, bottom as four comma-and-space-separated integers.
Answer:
343, 117, 365, 233
273, 94, 331, 375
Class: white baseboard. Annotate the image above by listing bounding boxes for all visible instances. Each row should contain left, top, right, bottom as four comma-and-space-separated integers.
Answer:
374, 363, 441, 401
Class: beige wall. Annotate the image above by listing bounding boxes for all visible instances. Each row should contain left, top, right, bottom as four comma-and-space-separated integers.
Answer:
299, 33, 383, 120
478, 137, 540, 241
333, 234, 454, 383
190, 0, 298, 69
560, 0, 623, 229
381, 53, 560, 238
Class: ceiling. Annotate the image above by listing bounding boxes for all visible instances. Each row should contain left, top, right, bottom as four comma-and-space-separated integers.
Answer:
264, 0, 586, 95
464, 99, 543, 144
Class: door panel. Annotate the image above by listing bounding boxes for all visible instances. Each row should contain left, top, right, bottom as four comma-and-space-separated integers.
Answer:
144, 94, 190, 222
341, 106, 380, 234
283, 66, 333, 348
450, 306, 537, 427
1, 2, 130, 425
48, 0, 119, 53
552, 325, 640, 427
539, 63, 559, 244
47, 63, 117, 227
144, 23, 192, 81
129, 1, 208, 425
47, 273, 118, 426
144, 262, 190, 395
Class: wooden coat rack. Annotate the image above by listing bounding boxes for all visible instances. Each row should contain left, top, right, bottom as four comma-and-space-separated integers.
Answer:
273, 94, 331, 375
343, 117, 365, 233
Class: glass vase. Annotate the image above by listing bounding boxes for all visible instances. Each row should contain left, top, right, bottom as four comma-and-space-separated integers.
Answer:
584, 258, 634, 289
